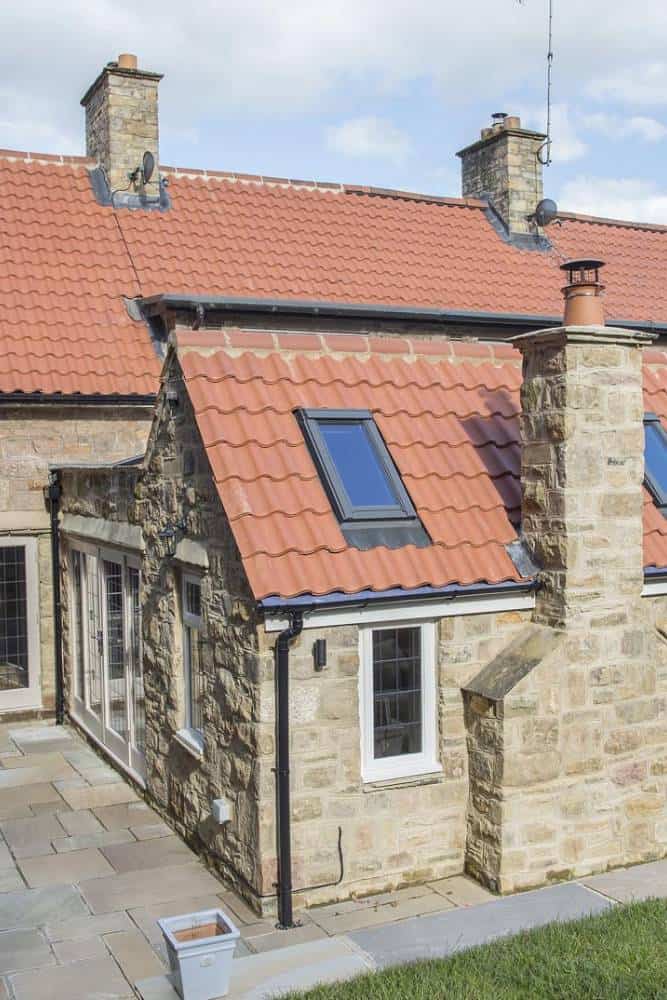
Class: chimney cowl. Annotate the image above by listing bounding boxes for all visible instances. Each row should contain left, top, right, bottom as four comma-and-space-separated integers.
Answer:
560, 259, 606, 327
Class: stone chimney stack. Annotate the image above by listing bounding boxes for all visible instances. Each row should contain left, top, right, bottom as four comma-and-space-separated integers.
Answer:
515, 261, 652, 626
81, 53, 162, 201
457, 114, 546, 236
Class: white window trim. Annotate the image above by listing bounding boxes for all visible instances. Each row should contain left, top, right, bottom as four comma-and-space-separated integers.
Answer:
0, 536, 41, 712
359, 620, 440, 784
182, 573, 203, 737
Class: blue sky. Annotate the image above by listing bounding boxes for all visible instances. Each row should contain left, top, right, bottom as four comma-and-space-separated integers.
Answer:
3, 1, 667, 221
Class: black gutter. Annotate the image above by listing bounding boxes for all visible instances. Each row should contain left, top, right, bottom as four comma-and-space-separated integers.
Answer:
260, 578, 537, 616
141, 293, 667, 335
47, 472, 65, 726
0, 393, 155, 407
274, 610, 304, 928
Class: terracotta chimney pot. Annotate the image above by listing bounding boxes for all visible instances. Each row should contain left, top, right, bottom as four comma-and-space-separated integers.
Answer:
118, 53, 138, 70
560, 259, 606, 327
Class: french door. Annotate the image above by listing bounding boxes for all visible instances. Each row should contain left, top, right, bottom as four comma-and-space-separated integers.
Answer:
70, 542, 145, 779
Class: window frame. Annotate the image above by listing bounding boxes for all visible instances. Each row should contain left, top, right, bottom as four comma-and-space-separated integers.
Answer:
0, 536, 40, 712
180, 572, 204, 749
644, 412, 667, 511
296, 408, 418, 524
359, 620, 440, 783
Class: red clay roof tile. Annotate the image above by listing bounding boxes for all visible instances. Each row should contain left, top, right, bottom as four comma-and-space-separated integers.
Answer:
180, 332, 667, 600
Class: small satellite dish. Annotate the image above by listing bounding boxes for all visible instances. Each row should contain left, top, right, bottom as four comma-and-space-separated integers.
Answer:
142, 150, 155, 185
535, 197, 558, 227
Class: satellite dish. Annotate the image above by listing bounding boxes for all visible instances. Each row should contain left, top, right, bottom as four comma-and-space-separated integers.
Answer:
142, 150, 155, 185
535, 198, 558, 227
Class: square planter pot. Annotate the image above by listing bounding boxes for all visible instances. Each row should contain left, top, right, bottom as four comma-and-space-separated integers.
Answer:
158, 908, 240, 1000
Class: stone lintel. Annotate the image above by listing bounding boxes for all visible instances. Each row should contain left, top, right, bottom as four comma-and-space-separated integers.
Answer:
512, 324, 656, 352
463, 624, 561, 701
81, 65, 163, 107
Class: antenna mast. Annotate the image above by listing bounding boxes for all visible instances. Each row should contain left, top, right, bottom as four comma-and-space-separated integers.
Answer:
517, 0, 555, 165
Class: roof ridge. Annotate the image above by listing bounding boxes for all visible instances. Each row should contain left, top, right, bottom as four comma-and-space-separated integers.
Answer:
0, 147, 95, 168
160, 165, 487, 208
558, 209, 667, 234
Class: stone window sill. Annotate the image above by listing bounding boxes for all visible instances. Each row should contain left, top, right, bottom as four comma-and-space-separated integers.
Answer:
361, 764, 443, 793
174, 728, 204, 761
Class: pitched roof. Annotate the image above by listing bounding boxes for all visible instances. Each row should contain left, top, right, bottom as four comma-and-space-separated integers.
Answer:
4, 150, 667, 397
0, 153, 160, 396
177, 331, 667, 602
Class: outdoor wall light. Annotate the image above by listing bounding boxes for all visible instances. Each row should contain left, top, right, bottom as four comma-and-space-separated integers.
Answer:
313, 638, 327, 671
158, 520, 187, 558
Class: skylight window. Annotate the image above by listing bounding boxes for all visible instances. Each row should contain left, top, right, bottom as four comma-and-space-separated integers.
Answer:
644, 413, 667, 510
297, 409, 429, 550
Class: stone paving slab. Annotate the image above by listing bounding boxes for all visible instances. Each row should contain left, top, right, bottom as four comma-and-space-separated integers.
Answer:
130, 822, 172, 841
101, 835, 195, 874
0, 753, 69, 771
0, 783, 63, 821
0, 814, 66, 852
10, 955, 133, 1000
0, 929, 54, 974
56, 808, 105, 836
93, 801, 162, 830
350, 882, 613, 969
0, 869, 25, 893
0, 763, 76, 790
18, 846, 116, 888
311, 889, 455, 935
137, 937, 375, 1000
45, 910, 134, 943
428, 874, 495, 907
246, 920, 327, 955
52, 935, 108, 964
104, 929, 165, 983
52, 828, 136, 854
0, 885, 88, 930
57, 782, 139, 811
582, 859, 667, 902
80, 861, 222, 914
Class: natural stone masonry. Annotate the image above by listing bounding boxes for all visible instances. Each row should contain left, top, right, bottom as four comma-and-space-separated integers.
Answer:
457, 115, 546, 235
81, 55, 162, 199
462, 323, 667, 893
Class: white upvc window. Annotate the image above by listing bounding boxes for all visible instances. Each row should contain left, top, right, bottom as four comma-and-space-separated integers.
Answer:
0, 537, 40, 711
359, 621, 440, 783
181, 574, 204, 748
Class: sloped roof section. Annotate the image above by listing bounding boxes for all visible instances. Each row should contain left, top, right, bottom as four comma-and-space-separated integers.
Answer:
178, 332, 667, 601
0, 153, 160, 396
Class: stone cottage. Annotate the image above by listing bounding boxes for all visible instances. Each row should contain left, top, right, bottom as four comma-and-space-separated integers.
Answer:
6, 51, 667, 921
55, 259, 667, 921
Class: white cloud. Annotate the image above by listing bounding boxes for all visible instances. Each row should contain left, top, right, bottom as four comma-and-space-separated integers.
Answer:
326, 117, 411, 162
559, 176, 667, 224
587, 63, 667, 106
521, 104, 588, 163
581, 111, 667, 142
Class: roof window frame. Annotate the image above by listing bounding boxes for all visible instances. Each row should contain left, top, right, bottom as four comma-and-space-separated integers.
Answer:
296, 408, 418, 525
644, 412, 667, 512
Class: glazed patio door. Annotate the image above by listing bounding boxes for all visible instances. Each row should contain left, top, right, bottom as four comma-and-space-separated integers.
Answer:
70, 543, 145, 780
0, 537, 41, 712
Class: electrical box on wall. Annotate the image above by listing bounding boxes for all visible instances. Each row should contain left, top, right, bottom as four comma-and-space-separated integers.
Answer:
211, 798, 232, 825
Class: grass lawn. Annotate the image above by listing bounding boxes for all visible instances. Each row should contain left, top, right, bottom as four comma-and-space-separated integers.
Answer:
287, 898, 667, 999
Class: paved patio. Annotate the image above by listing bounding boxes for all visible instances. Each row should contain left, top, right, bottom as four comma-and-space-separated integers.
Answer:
2, 721, 667, 999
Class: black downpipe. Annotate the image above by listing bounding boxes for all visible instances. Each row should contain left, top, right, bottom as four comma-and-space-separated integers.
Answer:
274, 610, 304, 928
47, 472, 64, 725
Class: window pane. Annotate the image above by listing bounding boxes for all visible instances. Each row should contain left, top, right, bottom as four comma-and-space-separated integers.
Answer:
372, 626, 422, 760
0, 546, 28, 691
185, 624, 204, 733
72, 551, 85, 700
128, 567, 145, 754
104, 560, 127, 740
645, 421, 667, 497
319, 422, 398, 508
185, 580, 202, 619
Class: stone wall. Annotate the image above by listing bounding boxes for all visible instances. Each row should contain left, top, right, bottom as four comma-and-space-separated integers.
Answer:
59, 370, 265, 908
0, 405, 151, 717
254, 608, 530, 913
